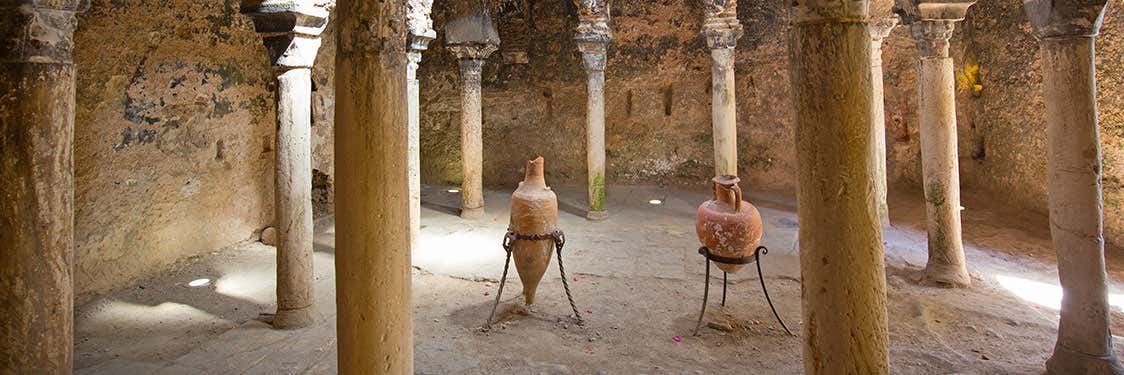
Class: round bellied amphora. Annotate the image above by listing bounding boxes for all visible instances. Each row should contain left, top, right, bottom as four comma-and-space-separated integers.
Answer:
509, 156, 558, 305
696, 175, 763, 274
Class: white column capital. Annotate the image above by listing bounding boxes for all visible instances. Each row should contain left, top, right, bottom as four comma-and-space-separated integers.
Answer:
407, 0, 436, 53
895, 0, 974, 58
871, 15, 900, 41
241, 0, 334, 69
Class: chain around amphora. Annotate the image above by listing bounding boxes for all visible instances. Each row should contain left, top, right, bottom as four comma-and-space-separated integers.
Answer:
695, 175, 763, 273
509, 156, 558, 305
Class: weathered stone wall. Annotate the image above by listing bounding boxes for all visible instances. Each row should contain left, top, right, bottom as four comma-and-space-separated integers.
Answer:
950, 0, 1124, 247
73, 0, 278, 300
68, 0, 1123, 298
404, 0, 1124, 246
416, 1, 797, 192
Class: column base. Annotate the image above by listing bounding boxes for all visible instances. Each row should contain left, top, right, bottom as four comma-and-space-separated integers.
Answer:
586, 210, 609, 221
1047, 344, 1124, 375
460, 207, 485, 220
272, 305, 316, 329
924, 263, 971, 288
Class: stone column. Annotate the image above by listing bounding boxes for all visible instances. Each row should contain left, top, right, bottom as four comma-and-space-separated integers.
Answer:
0, 1, 86, 372
334, 0, 418, 372
870, 17, 898, 227
242, 0, 333, 330
407, 1, 436, 254
790, 1, 889, 373
1024, 1, 1122, 373
703, 0, 743, 177
899, 1, 974, 287
446, 12, 499, 220
573, 0, 612, 221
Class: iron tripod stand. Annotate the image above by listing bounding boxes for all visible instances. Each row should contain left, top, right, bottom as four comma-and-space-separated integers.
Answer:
693, 245, 794, 336
484, 229, 582, 329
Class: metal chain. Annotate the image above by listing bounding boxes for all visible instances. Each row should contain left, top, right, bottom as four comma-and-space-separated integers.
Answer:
486, 229, 583, 328
551, 230, 583, 325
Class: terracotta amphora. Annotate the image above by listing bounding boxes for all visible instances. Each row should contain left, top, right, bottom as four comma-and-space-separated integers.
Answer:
509, 157, 558, 305
695, 175, 763, 274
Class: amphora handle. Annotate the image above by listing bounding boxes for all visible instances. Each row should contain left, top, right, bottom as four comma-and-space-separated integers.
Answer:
711, 175, 743, 212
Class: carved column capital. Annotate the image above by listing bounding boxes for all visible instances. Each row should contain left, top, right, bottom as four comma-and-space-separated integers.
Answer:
445, 10, 500, 61
870, 16, 898, 67
407, 0, 436, 53
894, 0, 974, 58
241, 0, 335, 69
572, 0, 612, 72
871, 15, 900, 41
0, 0, 89, 63
910, 19, 956, 57
577, 42, 608, 71
447, 43, 499, 61
702, 0, 742, 49
1024, 0, 1107, 39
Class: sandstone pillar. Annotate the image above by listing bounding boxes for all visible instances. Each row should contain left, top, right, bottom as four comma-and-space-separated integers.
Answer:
334, 0, 420, 372
703, 0, 743, 177
407, 1, 436, 253
1024, 0, 1122, 373
790, 1, 889, 373
900, 0, 974, 287
242, 0, 333, 329
0, 1, 86, 372
446, 12, 499, 220
870, 17, 898, 227
573, 0, 612, 221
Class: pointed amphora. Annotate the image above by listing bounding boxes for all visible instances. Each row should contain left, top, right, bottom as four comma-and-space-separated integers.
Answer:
509, 157, 558, 305
695, 176, 763, 273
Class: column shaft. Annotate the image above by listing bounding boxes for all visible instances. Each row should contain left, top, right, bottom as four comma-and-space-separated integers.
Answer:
711, 47, 738, 176
791, 19, 889, 374
1041, 36, 1123, 374
459, 59, 485, 219
870, 27, 892, 227
407, 52, 423, 250
0, 4, 82, 372
335, 0, 413, 371
917, 60, 968, 284
586, 69, 607, 218
273, 68, 316, 328
913, 22, 970, 287
0, 60, 76, 375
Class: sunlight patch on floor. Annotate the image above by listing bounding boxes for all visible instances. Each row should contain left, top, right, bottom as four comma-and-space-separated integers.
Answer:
995, 274, 1124, 312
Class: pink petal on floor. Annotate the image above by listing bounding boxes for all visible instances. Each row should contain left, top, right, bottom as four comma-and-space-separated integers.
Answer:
483, 291, 490, 296
673, 336, 681, 343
